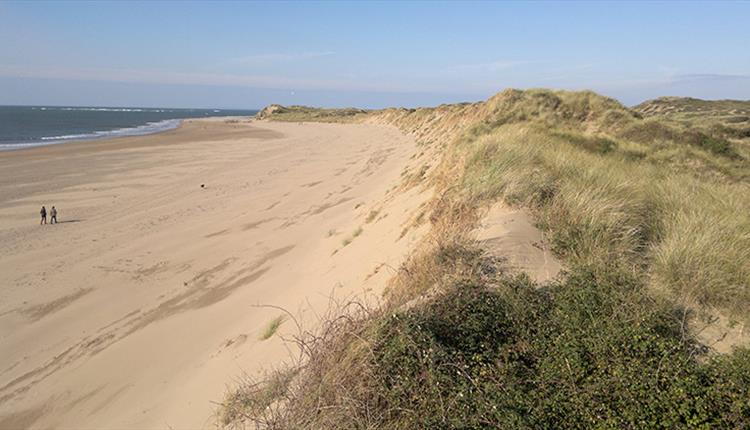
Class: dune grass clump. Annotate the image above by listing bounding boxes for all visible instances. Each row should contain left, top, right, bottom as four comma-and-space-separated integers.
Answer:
341, 227, 364, 247
259, 315, 286, 341
219, 367, 298, 427
650, 180, 750, 313
365, 209, 380, 223
455, 121, 750, 324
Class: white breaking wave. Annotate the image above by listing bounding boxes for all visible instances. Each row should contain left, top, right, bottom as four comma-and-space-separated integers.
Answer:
0, 119, 182, 151
40, 133, 94, 141
49, 107, 179, 112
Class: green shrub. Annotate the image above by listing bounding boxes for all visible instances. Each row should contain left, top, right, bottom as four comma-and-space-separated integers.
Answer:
555, 132, 617, 154
365, 270, 750, 429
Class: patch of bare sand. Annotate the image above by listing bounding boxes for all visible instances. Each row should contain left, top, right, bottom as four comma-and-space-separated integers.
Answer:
694, 311, 748, 354
474, 203, 562, 284
0, 119, 430, 429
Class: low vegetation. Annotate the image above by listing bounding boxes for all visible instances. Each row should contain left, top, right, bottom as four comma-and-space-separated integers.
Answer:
259, 315, 286, 341
219, 367, 298, 426
365, 209, 380, 223
341, 226, 364, 247
222, 247, 750, 429
457, 123, 750, 322
255, 104, 368, 122
222, 89, 750, 428
634, 96, 750, 160
635, 96, 750, 129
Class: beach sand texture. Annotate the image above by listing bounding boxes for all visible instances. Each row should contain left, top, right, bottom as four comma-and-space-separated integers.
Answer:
0, 119, 430, 429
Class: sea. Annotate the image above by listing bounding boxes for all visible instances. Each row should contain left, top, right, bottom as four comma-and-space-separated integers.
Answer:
0, 105, 258, 151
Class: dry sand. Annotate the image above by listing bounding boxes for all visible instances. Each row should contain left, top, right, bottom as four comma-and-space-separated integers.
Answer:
475, 203, 561, 284
0, 118, 430, 429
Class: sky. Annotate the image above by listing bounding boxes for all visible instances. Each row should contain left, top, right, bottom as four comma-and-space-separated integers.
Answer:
0, 1, 748, 109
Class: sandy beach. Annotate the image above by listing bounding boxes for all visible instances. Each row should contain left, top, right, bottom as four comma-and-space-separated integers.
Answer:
0, 118, 429, 429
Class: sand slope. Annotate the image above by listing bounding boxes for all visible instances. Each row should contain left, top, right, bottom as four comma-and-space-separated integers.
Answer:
475, 203, 561, 284
0, 119, 429, 429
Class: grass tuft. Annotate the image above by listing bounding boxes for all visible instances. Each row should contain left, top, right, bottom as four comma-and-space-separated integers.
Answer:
218, 367, 298, 427
365, 210, 380, 223
341, 227, 363, 247
259, 315, 286, 341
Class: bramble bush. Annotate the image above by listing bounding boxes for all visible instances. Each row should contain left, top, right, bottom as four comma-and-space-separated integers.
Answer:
367, 267, 750, 429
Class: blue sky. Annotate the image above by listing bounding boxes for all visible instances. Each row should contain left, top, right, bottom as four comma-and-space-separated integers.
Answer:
0, 1, 748, 109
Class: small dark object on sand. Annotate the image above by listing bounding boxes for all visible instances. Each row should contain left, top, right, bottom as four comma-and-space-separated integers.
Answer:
201, 184, 205, 188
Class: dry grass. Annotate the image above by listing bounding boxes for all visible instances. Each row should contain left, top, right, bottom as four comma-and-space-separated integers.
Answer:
635, 96, 750, 126
217, 239, 497, 429
455, 122, 750, 323
365, 209, 380, 223
221, 297, 388, 429
255, 88, 750, 324
341, 227, 364, 247
218, 367, 298, 428
352, 226, 363, 238
650, 179, 750, 314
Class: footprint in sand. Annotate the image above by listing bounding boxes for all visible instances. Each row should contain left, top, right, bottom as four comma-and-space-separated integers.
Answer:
241, 217, 276, 231
204, 229, 230, 238
264, 201, 281, 211
301, 180, 323, 188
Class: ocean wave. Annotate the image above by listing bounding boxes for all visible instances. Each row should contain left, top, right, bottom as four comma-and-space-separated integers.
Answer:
31, 107, 184, 112
59, 107, 177, 112
40, 133, 94, 141
0, 119, 182, 151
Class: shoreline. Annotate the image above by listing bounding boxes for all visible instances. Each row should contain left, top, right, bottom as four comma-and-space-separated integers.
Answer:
0, 111, 256, 153
0, 119, 184, 152
0, 116, 254, 158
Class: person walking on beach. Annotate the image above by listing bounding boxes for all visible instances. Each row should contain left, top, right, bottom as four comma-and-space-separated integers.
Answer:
50, 206, 57, 224
40, 206, 47, 225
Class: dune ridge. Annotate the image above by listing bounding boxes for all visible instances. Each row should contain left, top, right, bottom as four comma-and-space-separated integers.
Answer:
223, 89, 750, 429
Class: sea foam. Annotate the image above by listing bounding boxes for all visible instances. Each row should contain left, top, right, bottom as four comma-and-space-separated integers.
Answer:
0, 119, 182, 151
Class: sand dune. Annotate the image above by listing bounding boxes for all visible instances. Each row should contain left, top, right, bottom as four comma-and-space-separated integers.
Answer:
0, 119, 429, 429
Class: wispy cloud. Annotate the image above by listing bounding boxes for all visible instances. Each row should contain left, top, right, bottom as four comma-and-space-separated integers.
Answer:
228, 51, 335, 65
